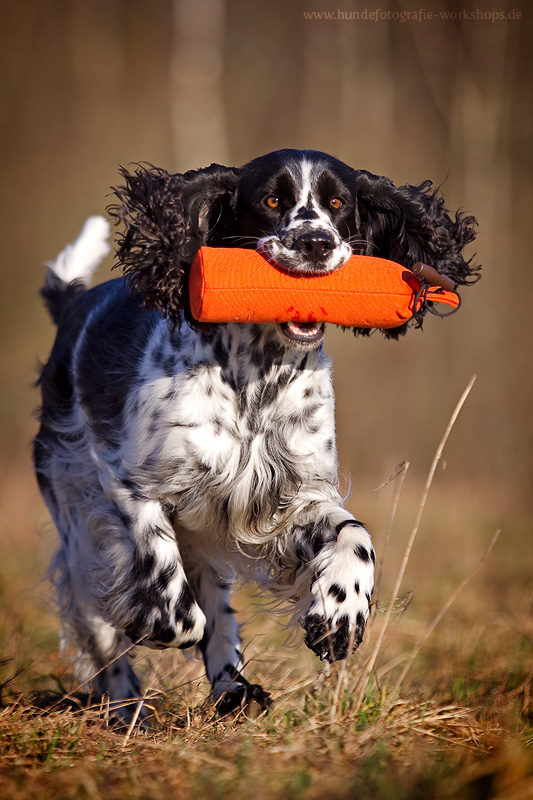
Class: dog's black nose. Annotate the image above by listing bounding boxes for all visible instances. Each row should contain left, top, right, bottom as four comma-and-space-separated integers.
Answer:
293, 231, 335, 263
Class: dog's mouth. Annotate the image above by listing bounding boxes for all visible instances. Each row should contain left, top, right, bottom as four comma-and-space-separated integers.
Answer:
279, 320, 325, 348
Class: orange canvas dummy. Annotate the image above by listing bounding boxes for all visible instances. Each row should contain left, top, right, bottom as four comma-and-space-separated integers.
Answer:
189, 247, 460, 329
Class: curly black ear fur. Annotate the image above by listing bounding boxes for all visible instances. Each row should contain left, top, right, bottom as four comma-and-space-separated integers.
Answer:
353, 171, 480, 338
108, 163, 240, 325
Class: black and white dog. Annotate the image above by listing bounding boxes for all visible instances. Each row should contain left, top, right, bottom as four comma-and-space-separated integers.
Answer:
34, 149, 478, 721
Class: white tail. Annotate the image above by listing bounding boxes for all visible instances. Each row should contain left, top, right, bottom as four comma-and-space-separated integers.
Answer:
46, 216, 111, 287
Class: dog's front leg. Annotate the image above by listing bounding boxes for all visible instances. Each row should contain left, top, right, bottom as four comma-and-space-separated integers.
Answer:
89, 484, 206, 650
291, 510, 375, 662
186, 561, 272, 716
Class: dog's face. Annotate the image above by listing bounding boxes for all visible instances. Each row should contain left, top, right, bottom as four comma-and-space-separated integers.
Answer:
235, 151, 355, 276
231, 150, 357, 348
111, 149, 479, 346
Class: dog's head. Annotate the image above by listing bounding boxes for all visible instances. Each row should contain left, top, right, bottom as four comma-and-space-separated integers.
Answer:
109, 149, 479, 345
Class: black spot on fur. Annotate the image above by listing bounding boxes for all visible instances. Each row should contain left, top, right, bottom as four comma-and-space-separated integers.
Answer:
296, 353, 309, 371
335, 519, 364, 535
297, 520, 336, 557
180, 614, 196, 633
213, 417, 225, 435
251, 346, 263, 370
186, 361, 214, 381
354, 544, 371, 563
131, 550, 156, 579
154, 562, 177, 592
117, 509, 133, 529
124, 608, 171, 645
328, 583, 347, 603
213, 336, 229, 371
149, 621, 176, 644
260, 380, 280, 408
174, 583, 197, 621
288, 402, 320, 426
121, 477, 147, 501
86, 635, 98, 656
260, 339, 284, 377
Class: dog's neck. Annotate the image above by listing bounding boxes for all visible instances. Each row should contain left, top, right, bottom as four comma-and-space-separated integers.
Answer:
208, 322, 324, 387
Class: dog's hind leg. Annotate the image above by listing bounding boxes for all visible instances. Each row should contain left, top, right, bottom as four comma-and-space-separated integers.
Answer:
48, 524, 146, 725
35, 435, 146, 723
39, 455, 206, 721
74, 619, 144, 725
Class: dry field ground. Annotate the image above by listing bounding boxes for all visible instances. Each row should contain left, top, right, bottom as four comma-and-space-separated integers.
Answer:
1, 434, 531, 800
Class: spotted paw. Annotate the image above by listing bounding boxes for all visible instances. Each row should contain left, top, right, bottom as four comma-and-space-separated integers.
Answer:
300, 521, 374, 661
302, 609, 366, 662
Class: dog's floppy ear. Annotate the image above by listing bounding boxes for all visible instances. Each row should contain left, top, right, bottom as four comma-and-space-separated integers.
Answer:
353, 170, 480, 282
108, 163, 240, 324
352, 170, 480, 336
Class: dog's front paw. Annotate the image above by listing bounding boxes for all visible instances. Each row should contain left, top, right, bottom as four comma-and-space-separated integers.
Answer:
302, 607, 366, 662
300, 522, 374, 662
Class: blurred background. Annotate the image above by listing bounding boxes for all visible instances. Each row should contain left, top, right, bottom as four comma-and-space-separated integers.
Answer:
0, 0, 531, 596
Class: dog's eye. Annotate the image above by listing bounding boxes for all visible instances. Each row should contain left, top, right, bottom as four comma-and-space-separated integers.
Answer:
329, 197, 343, 210
265, 195, 279, 209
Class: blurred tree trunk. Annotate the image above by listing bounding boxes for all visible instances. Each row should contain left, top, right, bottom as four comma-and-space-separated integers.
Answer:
299, 1, 341, 151
337, 9, 395, 172
169, 0, 229, 170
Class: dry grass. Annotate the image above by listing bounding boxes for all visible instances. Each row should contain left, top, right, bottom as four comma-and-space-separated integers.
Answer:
1, 393, 532, 799
1, 615, 531, 800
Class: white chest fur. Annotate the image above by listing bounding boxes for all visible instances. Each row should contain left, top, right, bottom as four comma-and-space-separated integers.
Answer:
122, 322, 340, 545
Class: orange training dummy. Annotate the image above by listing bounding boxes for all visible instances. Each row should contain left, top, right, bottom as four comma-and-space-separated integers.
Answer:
189, 247, 460, 330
